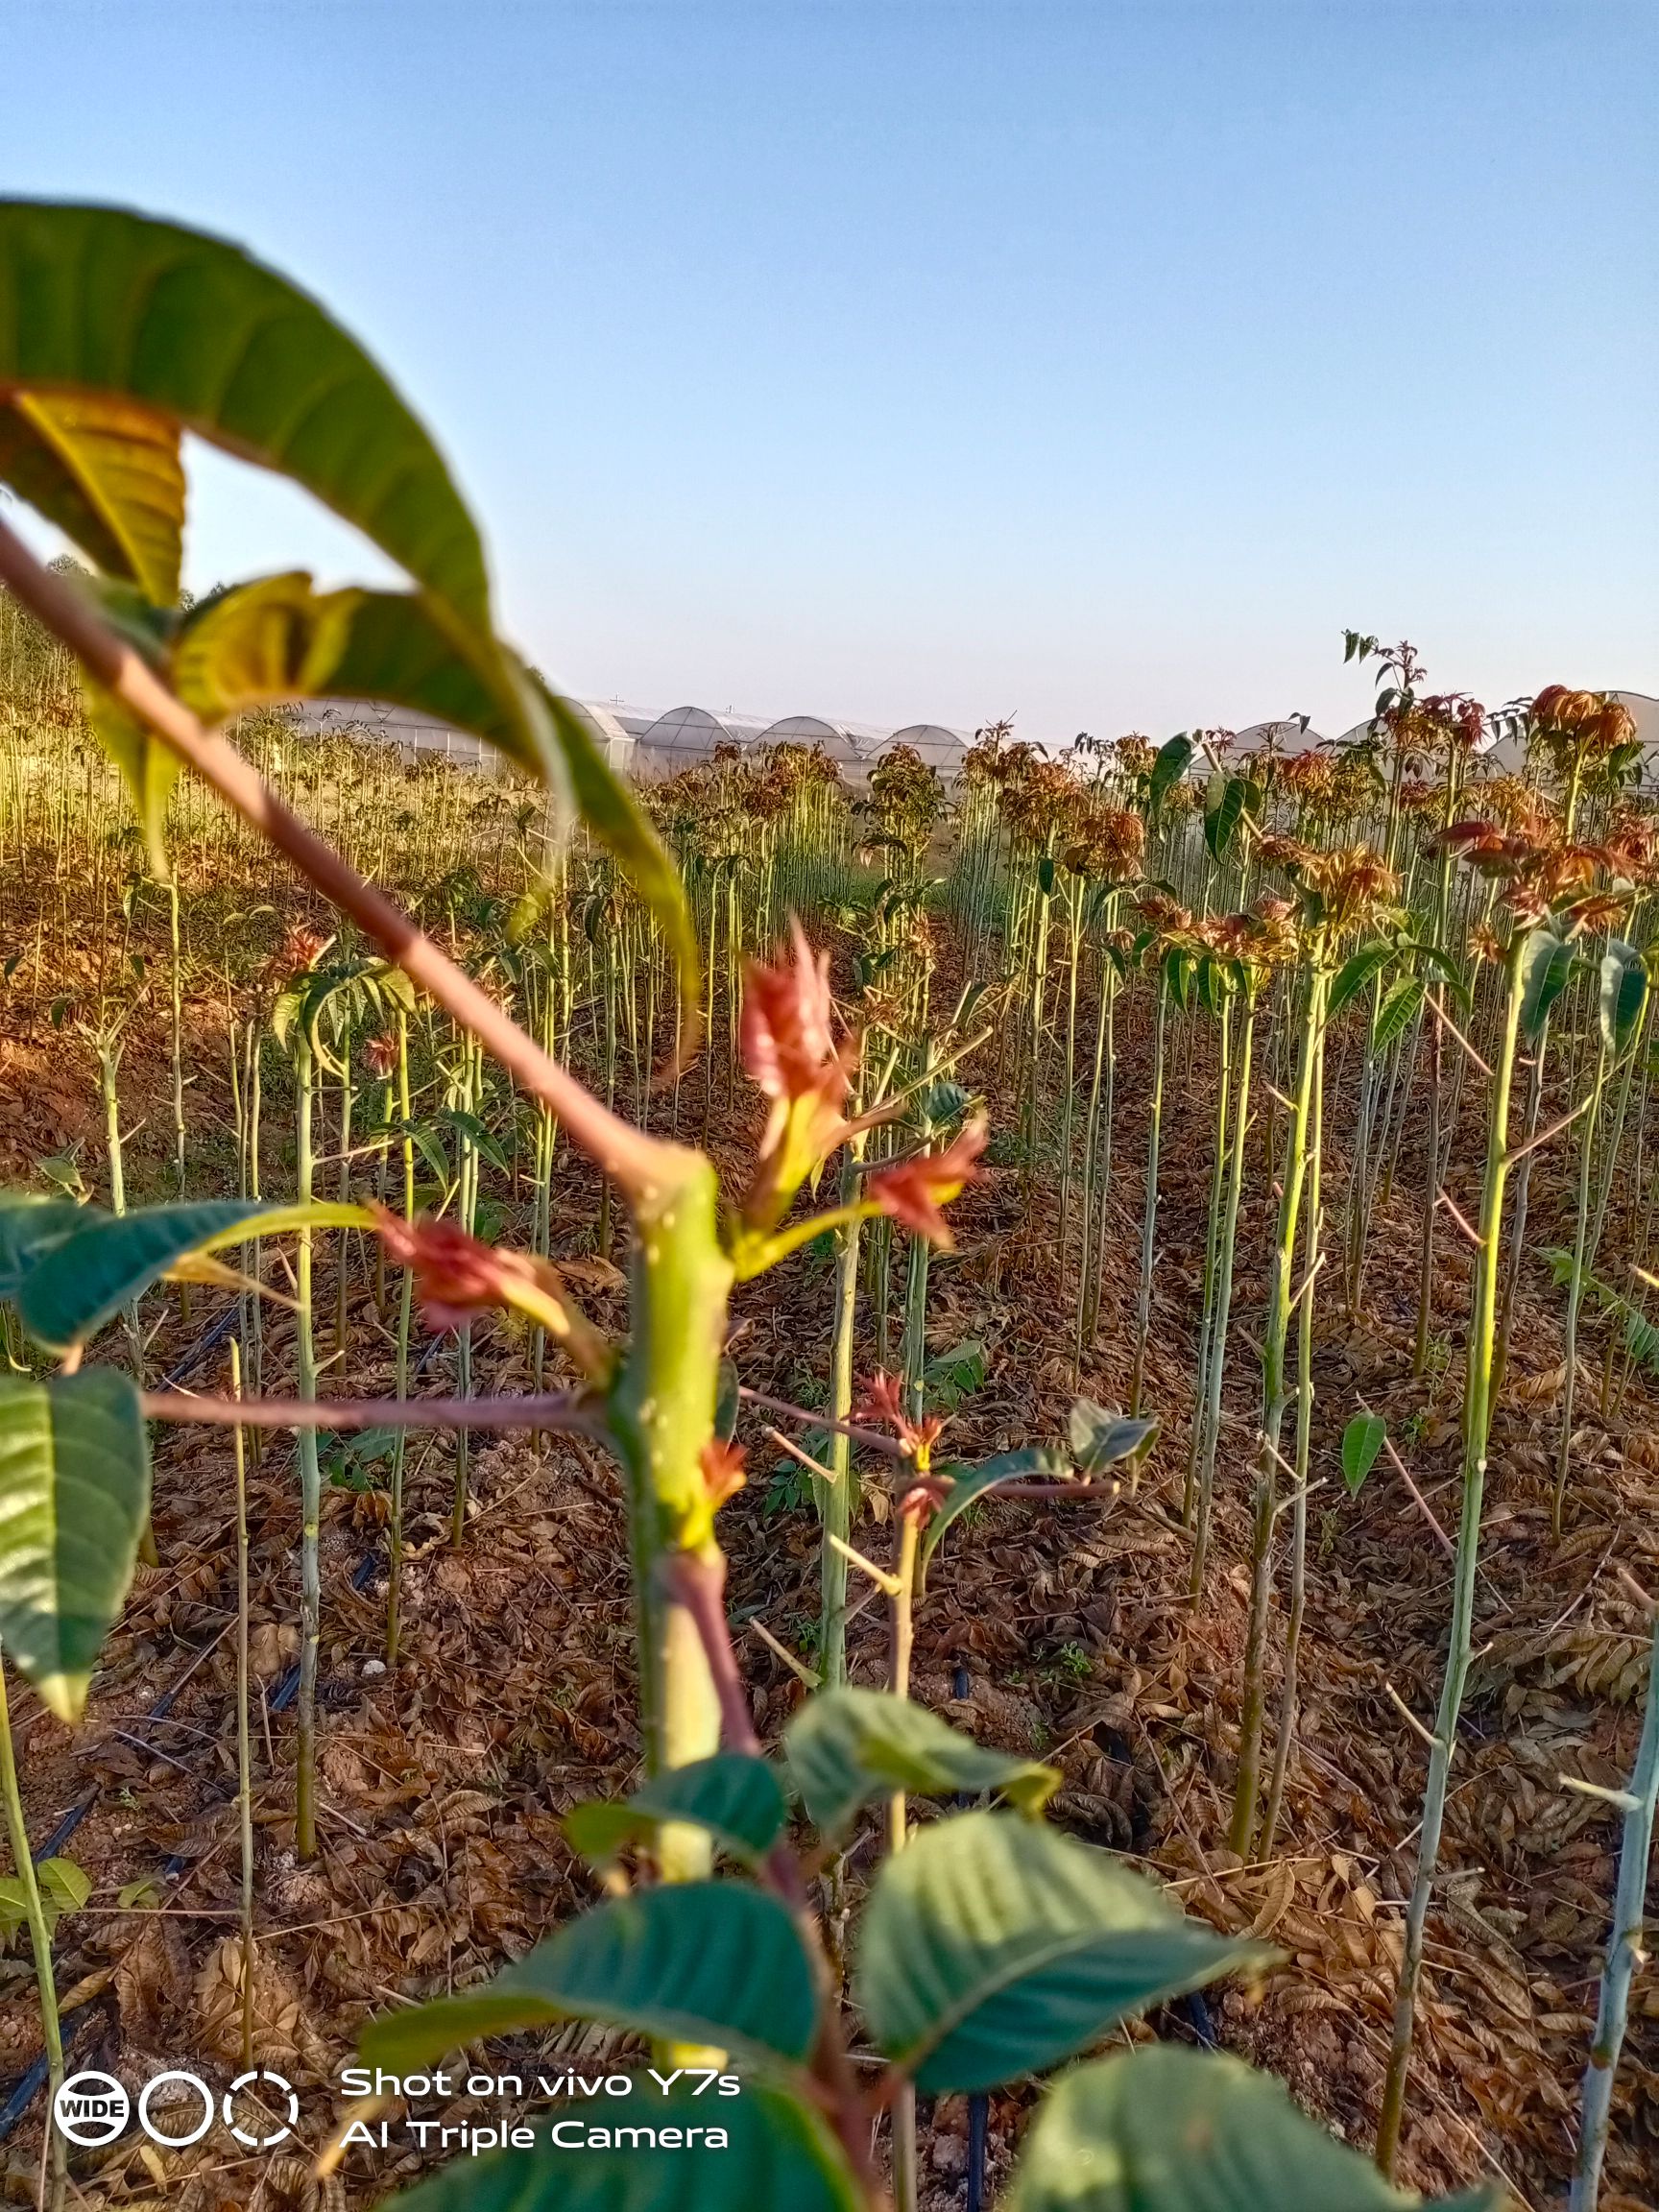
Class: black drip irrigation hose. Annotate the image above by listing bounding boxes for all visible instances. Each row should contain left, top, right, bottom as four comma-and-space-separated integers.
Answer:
0, 1548, 383, 2143
0, 1302, 455, 2138
159, 1298, 243, 1390
0, 2007, 97, 2141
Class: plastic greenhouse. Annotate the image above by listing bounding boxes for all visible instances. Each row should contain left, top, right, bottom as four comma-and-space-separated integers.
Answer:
867, 723, 972, 784
634, 705, 773, 779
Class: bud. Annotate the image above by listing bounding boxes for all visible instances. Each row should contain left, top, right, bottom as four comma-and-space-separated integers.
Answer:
739, 921, 857, 1226
700, 1437, 748, 1511
364, 1032, 398, 1080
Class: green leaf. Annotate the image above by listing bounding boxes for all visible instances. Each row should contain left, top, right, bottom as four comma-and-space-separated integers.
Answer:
1068, 1401, 1158, 1476
921, 1337, 986, 1408
1326, 939, 1392, 1022
923, 1446, 1070, 1570
564, 1755, 787, 1871
0, 202, 491, 644
37, 1857, 90, 1921
0, 390, 182, 602
1369, 974, 1423, 1055
17, 1197, 367, 1352
82, 681, 183, 879
1519, 926, 1575, 1043
1147, 734, 1193, 816
361, 1882, 815, 2076
384, 2080, 862, 2212
442, 1108, 511, 1176
540, 682, 704, 1044
0, 1368, 150, 1721
785, 1688, 1059, 1838
856, 1812, 1268, 2093
1341, 1413, 1385, 1496
714, 1358, 739, 1444
1599, 938, 1648, 1058
0, 1194, 93, 1301
1004, 2045, 1501, 2211
1203, 777, 1246, 863
171, 573, 561, 784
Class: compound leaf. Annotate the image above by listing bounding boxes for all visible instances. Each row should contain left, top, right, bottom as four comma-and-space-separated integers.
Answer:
0, 201, 489, 640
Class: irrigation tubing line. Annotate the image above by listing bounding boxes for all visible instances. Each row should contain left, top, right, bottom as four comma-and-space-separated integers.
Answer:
0, 1550, 383, 2144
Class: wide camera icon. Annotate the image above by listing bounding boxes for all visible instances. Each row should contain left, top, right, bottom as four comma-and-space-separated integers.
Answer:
53, 2072, 130, 2148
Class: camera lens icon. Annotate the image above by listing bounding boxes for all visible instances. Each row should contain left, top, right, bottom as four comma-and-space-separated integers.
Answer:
53, 2072, 130, 2148
225, 2068, 297, 2149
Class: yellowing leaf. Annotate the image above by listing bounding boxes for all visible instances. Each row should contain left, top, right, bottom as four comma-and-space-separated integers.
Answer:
0, 390, 182, 603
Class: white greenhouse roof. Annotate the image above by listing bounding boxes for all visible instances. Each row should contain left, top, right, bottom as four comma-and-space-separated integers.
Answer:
1233, 719, 1328, 756
556, 697, 636, 770
875, 722, 972, 772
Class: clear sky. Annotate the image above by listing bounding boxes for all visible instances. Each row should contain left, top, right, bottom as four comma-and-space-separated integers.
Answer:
7, 1, 1655, 741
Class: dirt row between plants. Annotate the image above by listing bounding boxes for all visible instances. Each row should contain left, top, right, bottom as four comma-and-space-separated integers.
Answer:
0, 921, 1654, 2210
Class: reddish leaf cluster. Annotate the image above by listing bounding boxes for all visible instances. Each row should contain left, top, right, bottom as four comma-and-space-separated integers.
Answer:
1437, 810, 1633, 929
854, 1371, 946, 1461
865, 1118, 988, 1250
373, 1207, 566, 1334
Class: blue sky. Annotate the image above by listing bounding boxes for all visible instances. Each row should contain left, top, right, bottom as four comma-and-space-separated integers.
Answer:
7, 1, 1654, 740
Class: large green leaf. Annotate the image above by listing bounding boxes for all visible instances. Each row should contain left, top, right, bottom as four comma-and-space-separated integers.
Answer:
1202, 776, 1246, 863
1598, 938, 1648, 1059
1326, 939, 1392, 1022
17, 1197, 368, 1352
1519, 926, 1575, 1043
1369, 974, 1423, 1055
922, 1447, 1070, 1571
855, 1812, 1267, 2093
1146, 734, 1193, 818
0, 1194, 95, 1300
1005, 2047, 1501, 2211
385, 2081, 862, 2212
564, 1754, 788, 1870
163, 585, 699, 1022
0, 1368, 150, 1720
0, 201, 489, 640
0, 202, 557, 789
785, 1688, 1059, 1837
362, 1882, 815, 2076
0, 390, 182, 602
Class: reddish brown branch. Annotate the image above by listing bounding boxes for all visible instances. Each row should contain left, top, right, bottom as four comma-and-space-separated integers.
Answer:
141, 1389, 600, 1434
738, 1384, 908, 1458
664, 1551, 885, 2206
665, 1552, 761, 1757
